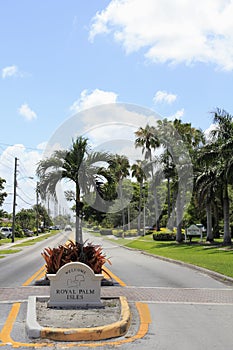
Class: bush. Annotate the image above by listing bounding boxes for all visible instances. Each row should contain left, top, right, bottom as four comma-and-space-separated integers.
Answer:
41, 240, 110, 275
100, 228, 112, 235
153, 231, 176, 241
112, 229, 123, 237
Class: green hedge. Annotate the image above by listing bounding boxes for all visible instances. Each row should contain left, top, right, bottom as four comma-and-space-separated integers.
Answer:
153, 231, 176, 241
100, 229, 113, 235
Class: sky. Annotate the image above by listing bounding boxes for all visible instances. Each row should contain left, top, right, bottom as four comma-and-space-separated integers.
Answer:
1, 0, 233, 214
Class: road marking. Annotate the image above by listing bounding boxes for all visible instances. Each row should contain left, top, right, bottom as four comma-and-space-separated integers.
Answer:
103, 266, 126, 286
22, 265, 46, 286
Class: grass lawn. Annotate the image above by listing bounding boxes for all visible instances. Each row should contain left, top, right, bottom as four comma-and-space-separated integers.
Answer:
107, 234, 233, 279
0, 230, 60, 257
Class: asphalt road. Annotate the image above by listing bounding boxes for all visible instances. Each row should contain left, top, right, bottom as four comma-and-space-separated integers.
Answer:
0, 229, 233, 350
0, 230, 72, 287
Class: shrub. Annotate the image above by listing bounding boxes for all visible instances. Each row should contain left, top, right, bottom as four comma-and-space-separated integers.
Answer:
112, 229, 123, 237
41, 240, 111, 275
100, 228, 112, 235
153, 231, 176, 241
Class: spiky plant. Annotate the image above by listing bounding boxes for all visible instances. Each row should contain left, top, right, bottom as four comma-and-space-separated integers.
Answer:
41, 240, 111, 276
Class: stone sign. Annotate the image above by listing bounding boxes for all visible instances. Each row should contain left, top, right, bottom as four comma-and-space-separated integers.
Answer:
47, 262, 103, 308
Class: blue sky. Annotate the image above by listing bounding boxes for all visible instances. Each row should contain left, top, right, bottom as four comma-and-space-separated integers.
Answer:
1, 0, 233, 213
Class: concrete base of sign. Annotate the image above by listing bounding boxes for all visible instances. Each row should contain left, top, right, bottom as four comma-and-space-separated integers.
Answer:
26, 295, 131, 341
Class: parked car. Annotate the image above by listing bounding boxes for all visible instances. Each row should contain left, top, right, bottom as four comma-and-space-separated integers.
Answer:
49, 225, 60, 230
23, 228, 34, 237
64, 225, 72, 231
0, 227, 12, 239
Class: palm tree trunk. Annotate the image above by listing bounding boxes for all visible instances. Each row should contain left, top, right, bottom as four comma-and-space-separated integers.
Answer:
75, 184, 83, 244
223, 182, 231, 245
137, 182, 142, 234
206, 202, 213, 242
176, 191, 183, 243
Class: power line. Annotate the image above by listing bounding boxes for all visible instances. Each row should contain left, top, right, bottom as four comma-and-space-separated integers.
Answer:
17, 194, 34, 206
0, 142, 43, 152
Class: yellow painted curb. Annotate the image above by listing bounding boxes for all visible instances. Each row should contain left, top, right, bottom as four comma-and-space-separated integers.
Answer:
40, 296, 131, 341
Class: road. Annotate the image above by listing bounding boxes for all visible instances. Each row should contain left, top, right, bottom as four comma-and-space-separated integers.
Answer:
0, 229, 233, 349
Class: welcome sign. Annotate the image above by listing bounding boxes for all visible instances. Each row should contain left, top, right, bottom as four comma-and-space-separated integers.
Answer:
47, 262, 103, 307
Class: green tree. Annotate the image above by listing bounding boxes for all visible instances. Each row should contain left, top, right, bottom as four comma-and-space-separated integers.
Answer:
108, 154, 130, 230
199, 109, 233, 244
16, 208, 35, 230
131, 160, 147, 233
135, 124, 161, 229
0, 178, 7, 218
37, 136, 110, 244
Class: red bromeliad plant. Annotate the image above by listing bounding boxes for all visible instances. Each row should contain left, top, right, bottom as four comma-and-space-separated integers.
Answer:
41, 240, 111, 276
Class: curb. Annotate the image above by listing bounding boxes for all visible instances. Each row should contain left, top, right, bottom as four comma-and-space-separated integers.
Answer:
26, 296, 131, 341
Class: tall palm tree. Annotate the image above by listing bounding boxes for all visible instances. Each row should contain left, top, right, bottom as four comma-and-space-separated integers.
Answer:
131, 160, 147, 234
135, 124, 161, 229
205, 109, 233, 244
108, 155, 130, 230
37, 136, 110, 244
171, 119, 204, 242
135, 124, 160, 162
195, 168, 220, 242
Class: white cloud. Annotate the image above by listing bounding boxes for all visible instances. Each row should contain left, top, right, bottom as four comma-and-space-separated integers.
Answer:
89, 0, 233, 71
70, 89, 118, 113
153, 90, 177, 104
204, 123, 217, 140
2, 65, 24, 78
18, 103, 37, 121
0, 144, 42, 212
168, 108, 185, 120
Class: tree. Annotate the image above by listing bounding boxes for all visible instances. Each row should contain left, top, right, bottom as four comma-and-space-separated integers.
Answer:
172, 119, 204, 242
135, 124, 161, 229
131, 160, 147, 233
0, 178, 7, 218
108, 154, 130, 230
37, 136, 110, 244
200, 109, 233, 244
195, 169, 219, 242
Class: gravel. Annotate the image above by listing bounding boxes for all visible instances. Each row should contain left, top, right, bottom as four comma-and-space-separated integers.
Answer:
36, 298, 121, 328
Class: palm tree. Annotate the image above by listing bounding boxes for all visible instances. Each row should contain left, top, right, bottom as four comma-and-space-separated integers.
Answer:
135, 124, 161, 229
37, 136, 110, 244
171, 119, 204, 242
135, 124, 160, 161
131, 160, 147, 234
206, 109, 233, 244
108, 155, 130, 230
195, 168, 220, 242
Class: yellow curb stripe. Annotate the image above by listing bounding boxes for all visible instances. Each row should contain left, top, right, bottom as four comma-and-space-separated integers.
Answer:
0, 303, 20, 344
0, 301, 151, 347
55, 302, 152, 348
0, 303, 53, 348
103, 266, 126, 286
40, 296, 131, 342
22, 265, 46, 286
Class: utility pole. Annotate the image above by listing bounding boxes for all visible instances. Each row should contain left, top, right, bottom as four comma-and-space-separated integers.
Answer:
12, 157, 18, 243
36, 182, 39, 236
